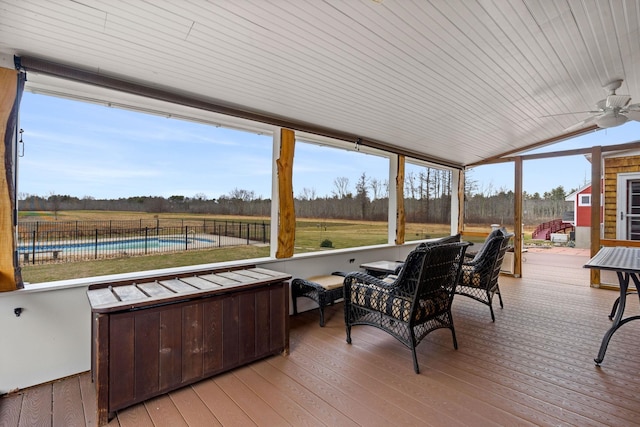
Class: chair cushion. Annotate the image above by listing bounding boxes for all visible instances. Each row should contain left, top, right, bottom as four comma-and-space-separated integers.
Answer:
349, 283, 449, 322
460, 267, 482, 287
305, 275, 344, 290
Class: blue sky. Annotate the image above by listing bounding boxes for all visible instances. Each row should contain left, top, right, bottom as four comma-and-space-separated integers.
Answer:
469, 121, 640, 196
17, 92, 640, 200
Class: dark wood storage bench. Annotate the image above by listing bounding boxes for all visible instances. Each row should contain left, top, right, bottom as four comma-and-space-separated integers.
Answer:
86, 266, 291, 426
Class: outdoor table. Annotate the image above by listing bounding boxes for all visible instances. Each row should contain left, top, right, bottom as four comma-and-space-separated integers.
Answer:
360, 260, 404, 277
584, 246, 640, 365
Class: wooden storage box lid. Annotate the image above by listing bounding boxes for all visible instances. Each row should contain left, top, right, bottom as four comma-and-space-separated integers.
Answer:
87, 267, 291, 313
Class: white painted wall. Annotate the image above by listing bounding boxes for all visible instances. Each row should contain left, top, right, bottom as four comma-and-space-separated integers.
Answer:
0, 243, 421, 393
0, 285, 91, 393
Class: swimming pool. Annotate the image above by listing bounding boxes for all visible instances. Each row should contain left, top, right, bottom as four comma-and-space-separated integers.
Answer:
18, 235, 217, 254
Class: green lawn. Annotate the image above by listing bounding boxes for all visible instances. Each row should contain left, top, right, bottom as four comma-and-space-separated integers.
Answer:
19, 211, 478, 283
22, 246, 271, 284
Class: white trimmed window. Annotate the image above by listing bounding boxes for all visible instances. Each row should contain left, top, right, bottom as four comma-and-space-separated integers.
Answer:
579, 194, 591, 206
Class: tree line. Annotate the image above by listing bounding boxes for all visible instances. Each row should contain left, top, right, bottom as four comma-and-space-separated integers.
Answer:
19, 169, 575, 226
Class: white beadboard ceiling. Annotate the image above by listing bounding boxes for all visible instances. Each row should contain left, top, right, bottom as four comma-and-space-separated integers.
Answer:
0, 0, 639, 167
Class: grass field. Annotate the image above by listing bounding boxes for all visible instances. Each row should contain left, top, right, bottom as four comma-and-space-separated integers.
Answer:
19, 210, 498, 284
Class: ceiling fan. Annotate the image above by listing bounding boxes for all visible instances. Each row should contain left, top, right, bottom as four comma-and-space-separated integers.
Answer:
563, 79, 640, 132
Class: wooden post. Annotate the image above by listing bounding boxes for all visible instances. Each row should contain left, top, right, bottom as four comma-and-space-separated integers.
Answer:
395, 155, 405, 245
276, 128, 295, 258
457, 169, 465, 234
590, 146, 602, 287
0, 67, 18, 292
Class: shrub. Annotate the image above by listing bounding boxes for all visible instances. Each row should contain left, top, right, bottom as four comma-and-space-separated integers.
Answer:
320, 239, 333, 248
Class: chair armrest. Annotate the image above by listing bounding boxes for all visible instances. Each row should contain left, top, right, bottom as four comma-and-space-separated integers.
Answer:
462, 258, 481, 268
344, 271, 395, 289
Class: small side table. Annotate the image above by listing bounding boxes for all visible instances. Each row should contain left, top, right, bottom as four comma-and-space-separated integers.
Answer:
292, 272, 345, 326
359, 260, 404, 278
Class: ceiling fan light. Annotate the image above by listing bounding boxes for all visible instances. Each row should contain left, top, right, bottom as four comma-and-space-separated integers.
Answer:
595, 111, 628, 128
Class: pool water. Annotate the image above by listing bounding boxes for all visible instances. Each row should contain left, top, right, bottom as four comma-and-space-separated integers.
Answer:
18, 236, 216, 253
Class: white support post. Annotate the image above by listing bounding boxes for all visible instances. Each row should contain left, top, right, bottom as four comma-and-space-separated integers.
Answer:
270, 128, 281, 258
451, 170, 461, 234
388, 154, 398, 244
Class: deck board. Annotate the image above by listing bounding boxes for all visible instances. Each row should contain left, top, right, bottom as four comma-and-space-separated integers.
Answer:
0, 391, 23, 426
251, 360, 359, 427
191, 376, 256, 426
143, 395, 188, 427
3, 250, 640, 426
52, 376, 85, 427
18, 382, 52, 427
215, 369, 293, 426
167, 387, 222, 427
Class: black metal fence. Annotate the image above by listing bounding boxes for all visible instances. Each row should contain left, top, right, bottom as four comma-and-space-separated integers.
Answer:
17, 219, 270, 265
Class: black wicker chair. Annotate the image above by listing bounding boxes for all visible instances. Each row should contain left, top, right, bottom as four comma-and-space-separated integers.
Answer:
344, 241, 470, 374
387, 234, 462, 278
455, 229, 514, 321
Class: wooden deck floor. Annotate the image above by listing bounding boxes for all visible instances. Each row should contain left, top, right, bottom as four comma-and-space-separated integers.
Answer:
2, 250, 640, 426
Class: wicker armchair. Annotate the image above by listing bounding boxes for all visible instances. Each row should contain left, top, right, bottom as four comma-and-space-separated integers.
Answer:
344, 241, 470, 374
388, 234, 462, 278
455, 229, 514, 321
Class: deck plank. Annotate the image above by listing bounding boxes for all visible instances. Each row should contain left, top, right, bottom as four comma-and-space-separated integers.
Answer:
290, 321, 504, 427
168, 386, 222, 427
4, 251, 640, 427
234, 363, 324, 426
250, 360, 359, 427
0, 391, 23, 427
143, 395, 187, 427
265, 352, 440, 427
192, 376, 257, 426
301, 328, 526, 425
77, 372, 97, 427
52, 376, 85, 427
115, 403, 154, 427
214, 368, 292, 426
18, 382, 52, 427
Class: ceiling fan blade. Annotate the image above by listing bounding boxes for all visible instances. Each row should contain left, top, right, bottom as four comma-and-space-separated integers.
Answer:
624, 110, 640, 121
607, 94, 631, 108
541, 111, 599, 118
564, 114, 599, 132
626, 102, 640, 111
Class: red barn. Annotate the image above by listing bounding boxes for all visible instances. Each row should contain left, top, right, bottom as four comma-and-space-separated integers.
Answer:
565, 181, 604, 248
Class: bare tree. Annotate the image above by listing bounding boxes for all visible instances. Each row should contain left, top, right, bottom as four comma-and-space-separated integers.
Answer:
332, 177, 350, 199
405, 171, 417, 199
228, 188, 256, 202
298, 187, 317, 201
370, 178, 383, 200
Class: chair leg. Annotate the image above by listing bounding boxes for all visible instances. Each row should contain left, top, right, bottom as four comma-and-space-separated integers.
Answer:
450, 324, 458, 350
489, 286, 504, 322
496, 285, 504, 308
318, 306, 326, 327
318, 292, 327, 327
411, 347, 420, 374
346, 325, 352, 344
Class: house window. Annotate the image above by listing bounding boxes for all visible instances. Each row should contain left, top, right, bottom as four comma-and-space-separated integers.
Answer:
579, 194, 591, 206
